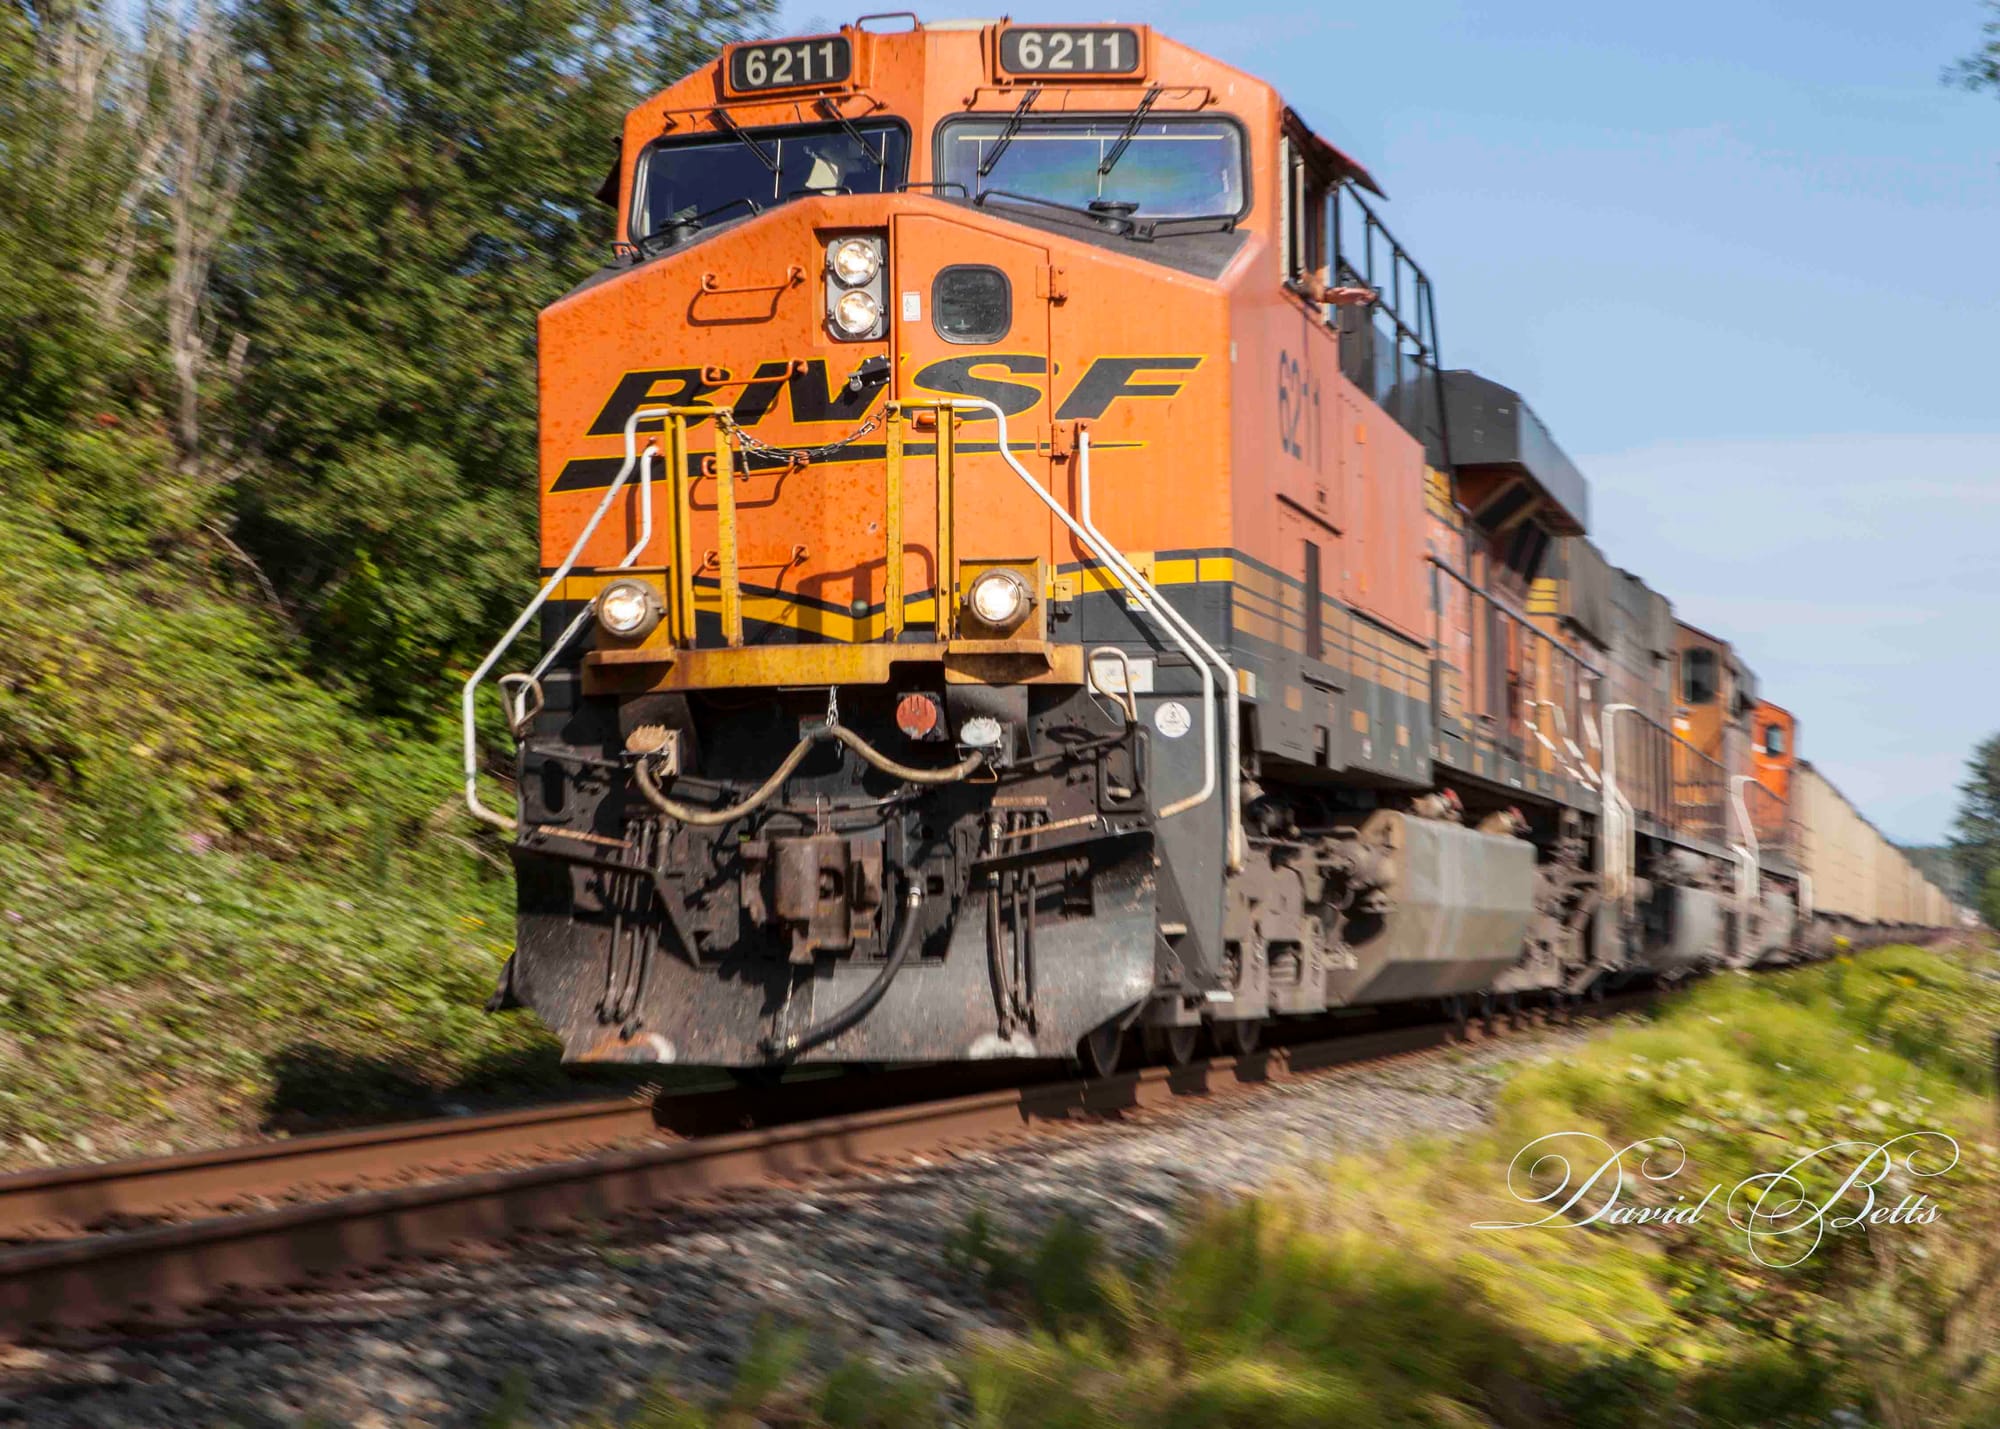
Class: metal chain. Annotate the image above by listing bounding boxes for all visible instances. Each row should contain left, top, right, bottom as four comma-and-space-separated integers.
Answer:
717, 410, 882, 464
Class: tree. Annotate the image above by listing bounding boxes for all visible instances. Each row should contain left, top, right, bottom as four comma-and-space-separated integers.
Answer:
1950, 733, 2000, 912
1, 2, 182, 560
1948, 1, 2000, 93
157, 0, 249, 476
220, 0, 770, 719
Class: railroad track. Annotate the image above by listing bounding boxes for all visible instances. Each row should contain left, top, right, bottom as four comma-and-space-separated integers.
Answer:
0, 991, 1653, 1342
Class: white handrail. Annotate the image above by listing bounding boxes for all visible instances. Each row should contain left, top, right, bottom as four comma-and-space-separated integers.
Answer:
1077, 427, 1242, 870
1599, 704, 1638, 909
1728, 773, 1761, 961
466, 397, 1245, 870
1541, 699, 1600, 787
939, 401, 1240, 870
520, 443, 660, 716
461, 406, 674, 831
1527, 696, 1592, 787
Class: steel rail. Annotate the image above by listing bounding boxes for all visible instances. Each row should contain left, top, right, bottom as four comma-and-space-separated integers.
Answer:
0, 1096, 666, 1242
0, 994, 1656, 1341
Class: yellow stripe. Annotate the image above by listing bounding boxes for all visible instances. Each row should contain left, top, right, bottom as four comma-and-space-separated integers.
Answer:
1424, 467, 1457, 519
559, 552, 1444, 696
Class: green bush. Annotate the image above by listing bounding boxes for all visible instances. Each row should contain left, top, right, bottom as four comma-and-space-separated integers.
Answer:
0, 509, 563, 1155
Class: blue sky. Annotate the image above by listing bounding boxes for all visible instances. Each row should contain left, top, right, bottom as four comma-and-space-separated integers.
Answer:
781, 1, 1999, 841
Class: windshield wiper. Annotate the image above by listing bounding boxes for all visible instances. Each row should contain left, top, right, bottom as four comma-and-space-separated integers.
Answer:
708, 108, 777, 173
1098, 86, 1164, 177
815, 97, 883, 167
974, 188, 1137, 235
637, 196, 763, 256
978, 89, 1039, 178
973, 189, 1232, 245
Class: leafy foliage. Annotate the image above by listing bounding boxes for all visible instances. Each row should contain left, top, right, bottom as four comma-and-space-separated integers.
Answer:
1949, 732, 2000, 924
1947, 0, 2000, 93
1900, 844, 1971, 908
221, 0, 765, 718
0, 0, 770, 1156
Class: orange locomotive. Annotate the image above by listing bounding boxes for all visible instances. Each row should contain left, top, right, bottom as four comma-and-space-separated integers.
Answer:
463, 16, 1955, 1071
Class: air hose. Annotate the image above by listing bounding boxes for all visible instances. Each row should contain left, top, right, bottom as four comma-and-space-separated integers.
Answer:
630, 723, 986, 825
632, 735, 816, 827
762, 882, 925, 1061
827, 723, 987, 784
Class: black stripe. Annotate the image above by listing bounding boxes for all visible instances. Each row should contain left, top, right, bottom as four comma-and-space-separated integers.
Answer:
549, 439, 1145, 494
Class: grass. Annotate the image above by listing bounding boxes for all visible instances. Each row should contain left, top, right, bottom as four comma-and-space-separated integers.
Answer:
512, 944, 2000, 1429
0, 503, 571, 1163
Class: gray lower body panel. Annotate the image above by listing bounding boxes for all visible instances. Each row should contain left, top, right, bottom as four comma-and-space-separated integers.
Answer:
1326, 815, 1537, 1006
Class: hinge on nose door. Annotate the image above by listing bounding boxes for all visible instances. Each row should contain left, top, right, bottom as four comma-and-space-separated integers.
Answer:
1036, 265, 1068, 302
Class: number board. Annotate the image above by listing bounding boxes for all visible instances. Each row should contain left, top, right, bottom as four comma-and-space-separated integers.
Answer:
724, 35, 853, 94
997, 25, 1143, 78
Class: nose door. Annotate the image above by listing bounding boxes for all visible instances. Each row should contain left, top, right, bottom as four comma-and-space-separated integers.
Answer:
888, 215, 1055, 609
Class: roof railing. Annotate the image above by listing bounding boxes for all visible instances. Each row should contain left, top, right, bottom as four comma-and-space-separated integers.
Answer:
1329, 183, 1448, 464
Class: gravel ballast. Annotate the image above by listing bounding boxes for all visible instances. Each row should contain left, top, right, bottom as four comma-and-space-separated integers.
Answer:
0, 1023, 1607, 1428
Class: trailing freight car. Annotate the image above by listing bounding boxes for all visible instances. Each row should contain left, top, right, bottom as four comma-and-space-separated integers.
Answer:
461, 15, 1960, 1073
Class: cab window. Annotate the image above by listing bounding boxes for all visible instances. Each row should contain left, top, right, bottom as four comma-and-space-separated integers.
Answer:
1764, 723, 1787, 756
630, 119, 909, 254
936, 115, 1246, 220
1681, 647, 1718, 705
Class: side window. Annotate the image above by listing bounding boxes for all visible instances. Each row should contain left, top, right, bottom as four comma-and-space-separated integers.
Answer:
1304, 540, 1324, 660
1280, 135, 1326, 283
1681, 647, 1718, 705
932, 265, 1010, 344
1764, 723, 1787, 756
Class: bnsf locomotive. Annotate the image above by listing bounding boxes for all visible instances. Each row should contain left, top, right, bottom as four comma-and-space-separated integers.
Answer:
463, 17, 1959, 1072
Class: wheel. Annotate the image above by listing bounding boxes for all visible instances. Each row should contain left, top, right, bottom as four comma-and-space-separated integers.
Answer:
1444, 995, 1470, 1038
1145, 1024, 1201, 1067
1212, 1017, 1261, 1057
1079, 1022, 1124, 1078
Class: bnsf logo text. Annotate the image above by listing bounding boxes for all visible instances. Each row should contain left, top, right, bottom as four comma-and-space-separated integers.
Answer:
551, 353, 1201, 492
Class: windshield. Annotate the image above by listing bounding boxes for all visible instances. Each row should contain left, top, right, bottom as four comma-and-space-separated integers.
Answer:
937, 115, 1245, 220
631, 119, 909, 248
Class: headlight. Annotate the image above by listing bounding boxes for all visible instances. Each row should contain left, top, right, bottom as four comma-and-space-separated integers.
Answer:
965, 568, 1034, 630
824, 231, 886, 341
833, 288, 882, 336
829, 237, 881, 286
596, 579, 661, 639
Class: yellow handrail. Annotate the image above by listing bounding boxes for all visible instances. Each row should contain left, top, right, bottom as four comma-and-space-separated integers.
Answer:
713, 429, 743, 647
606, 400, 963, 650
884, 409, 905, 641
668, 412, 696, 646
879, 401, 960, 643
935, 408, 956, 639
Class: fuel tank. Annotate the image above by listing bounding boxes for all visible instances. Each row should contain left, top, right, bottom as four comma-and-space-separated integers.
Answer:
1324, 811, 1537, 1005
1639, 882, 1726, 974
